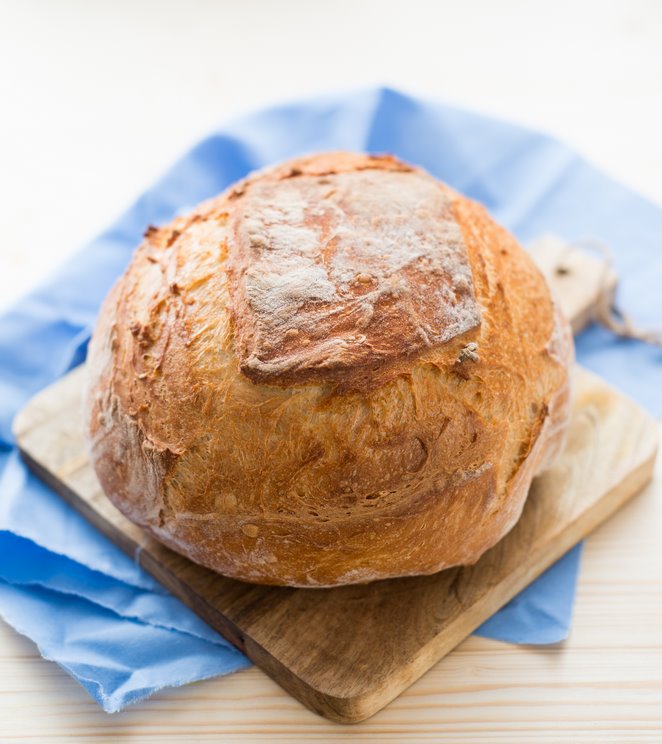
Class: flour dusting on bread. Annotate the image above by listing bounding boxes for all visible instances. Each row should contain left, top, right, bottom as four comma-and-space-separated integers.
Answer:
228, 156, 481, 387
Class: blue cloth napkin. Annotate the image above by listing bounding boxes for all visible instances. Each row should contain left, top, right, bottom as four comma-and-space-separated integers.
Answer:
1, 87, 660, 712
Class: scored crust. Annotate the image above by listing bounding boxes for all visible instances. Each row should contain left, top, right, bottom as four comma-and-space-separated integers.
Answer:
85, 152, 573, 587
227, 153, 480, 389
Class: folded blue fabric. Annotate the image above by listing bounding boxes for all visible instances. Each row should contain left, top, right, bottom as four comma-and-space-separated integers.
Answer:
1, 87, 660, 712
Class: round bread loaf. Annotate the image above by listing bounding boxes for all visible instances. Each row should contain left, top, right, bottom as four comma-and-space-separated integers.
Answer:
85, 152, 573, 587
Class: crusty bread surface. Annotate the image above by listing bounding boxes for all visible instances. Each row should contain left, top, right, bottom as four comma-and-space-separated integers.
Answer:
85, 152, 573, 587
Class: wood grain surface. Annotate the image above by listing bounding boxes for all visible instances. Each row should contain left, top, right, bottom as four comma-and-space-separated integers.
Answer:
13, 363, 658, 723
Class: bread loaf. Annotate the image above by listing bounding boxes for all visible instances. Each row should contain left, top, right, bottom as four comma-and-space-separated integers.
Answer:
85, 152, 573, 587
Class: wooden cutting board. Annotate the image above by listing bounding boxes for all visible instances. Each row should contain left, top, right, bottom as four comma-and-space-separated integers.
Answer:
12, 240, 657, 723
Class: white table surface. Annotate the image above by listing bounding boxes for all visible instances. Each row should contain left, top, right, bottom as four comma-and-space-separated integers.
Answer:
1, 1, 661, 741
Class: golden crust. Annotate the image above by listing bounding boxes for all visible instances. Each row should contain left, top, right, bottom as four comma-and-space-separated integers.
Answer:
84, 152, 573, 587
227, 153, 480, 390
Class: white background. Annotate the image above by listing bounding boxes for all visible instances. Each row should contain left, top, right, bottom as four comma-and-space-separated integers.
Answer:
1, 0, 661, 312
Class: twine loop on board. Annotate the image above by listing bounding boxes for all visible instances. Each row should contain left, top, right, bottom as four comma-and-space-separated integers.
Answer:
560, 238, 662, 346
